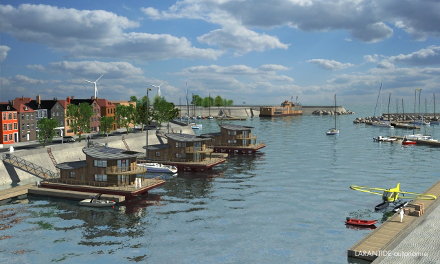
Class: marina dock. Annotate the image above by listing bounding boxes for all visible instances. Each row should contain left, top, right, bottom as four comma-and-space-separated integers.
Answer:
0, 183, 126, 204
348, 180, 440, 263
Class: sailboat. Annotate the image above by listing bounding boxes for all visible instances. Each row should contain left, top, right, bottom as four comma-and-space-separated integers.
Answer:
207, 93, 214, 119
326, 94, 339, 135
431, 93, 439, 125
372, 92, 393, 128
413, 89, 430, 126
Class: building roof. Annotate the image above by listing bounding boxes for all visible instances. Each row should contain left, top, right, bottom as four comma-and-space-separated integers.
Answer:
82, 146, 143, 160
70, 99, 95, 105
0, 103, 16, 112
96, 98, 115, 108
144, 144, 170, 150
56, 160, 88, 170
199, 132, 222, 138
165, 133, 212, 142
27, 99, 60, 110
219, 124, 254, 131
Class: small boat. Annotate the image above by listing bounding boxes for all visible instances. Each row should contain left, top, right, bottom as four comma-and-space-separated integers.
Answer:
190, 123, 202, 129
373, 136, 397, 142
392, 201, 409, 213
345, 217, 378, 226
326, 94, 339, 135
79, 194, 116, 207
402, 138, 416, 145
138, 162, 178, 174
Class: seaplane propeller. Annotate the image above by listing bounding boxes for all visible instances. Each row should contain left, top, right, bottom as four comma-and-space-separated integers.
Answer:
350, 183, 436, 210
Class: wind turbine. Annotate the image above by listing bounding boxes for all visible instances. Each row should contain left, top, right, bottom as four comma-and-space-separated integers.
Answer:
150, 82, 163, 97
84, 74, 104, 98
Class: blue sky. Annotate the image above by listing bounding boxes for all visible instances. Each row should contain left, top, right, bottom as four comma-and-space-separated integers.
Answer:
1, 1, 440, 109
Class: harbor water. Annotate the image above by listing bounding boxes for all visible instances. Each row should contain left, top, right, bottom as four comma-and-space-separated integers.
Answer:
1, 104, 440, 263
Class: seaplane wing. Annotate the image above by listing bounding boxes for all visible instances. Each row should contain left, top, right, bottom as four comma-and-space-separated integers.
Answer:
350, 185, 390, 196
398, 191, 437, 200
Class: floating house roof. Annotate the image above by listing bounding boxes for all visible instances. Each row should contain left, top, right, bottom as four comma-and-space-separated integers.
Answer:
82, 146, 143, 160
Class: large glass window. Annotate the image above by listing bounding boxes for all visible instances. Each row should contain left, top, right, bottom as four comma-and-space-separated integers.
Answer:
70, 172, 75, 178
95, 174, 108, 182
94, 160, 107, 167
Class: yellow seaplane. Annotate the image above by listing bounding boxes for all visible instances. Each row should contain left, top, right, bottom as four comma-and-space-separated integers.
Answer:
350, 183, 436, 210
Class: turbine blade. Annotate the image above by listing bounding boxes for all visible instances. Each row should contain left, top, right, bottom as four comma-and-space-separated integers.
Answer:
95, 74, 104, 82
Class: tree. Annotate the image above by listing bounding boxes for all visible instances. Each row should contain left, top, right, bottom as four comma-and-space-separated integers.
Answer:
214, 95, 223, 108
192, 95, 203, 106
153, 96, 179, 129
37, 118, 59, 147
100, 116, 114, 137
134, 96, 149, 132
202, 96, 214, 108
227, 99, 234, 106
66, 103, 93, 142
115, 104, 135, 134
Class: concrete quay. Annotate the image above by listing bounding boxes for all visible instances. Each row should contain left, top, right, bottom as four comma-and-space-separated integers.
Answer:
348, 180, 440, 263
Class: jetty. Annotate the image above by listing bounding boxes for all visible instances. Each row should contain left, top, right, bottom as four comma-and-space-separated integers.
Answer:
348, 180, 440, 263
0, 183, 126, 204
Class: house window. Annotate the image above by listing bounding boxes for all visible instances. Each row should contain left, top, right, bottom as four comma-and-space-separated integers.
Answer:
8, 113, 12, 119
228, 140, 237, 144
94, 174, 107, 182
3, 124, 6, 130
21, 114, 24, 120
21, 124, 24, 130
2, 113, 5, 120
14, 123, 17, 129
155, 152, 160, 157
31, 123, 34, 129
3, 135, 7, 142
26, 114, 29, 120
60, 121, 63, 126
94, 160, 107, 167
8, 124, 12, 130
13, 113, 17, 119
70, 172, 75, 178
9, 134, 12, 140
27, 123, 29, 129
31, 113, 34, 120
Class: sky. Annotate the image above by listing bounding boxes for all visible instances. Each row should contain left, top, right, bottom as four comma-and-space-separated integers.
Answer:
1, 0, 440, 110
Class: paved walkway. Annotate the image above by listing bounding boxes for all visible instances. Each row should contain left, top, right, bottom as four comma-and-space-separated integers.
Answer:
348, 179, 440, 263
373, 199, 440, 263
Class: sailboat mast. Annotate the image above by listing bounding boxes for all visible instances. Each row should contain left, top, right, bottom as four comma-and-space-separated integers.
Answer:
388, 93, 391, 122
334, 94, 337, 128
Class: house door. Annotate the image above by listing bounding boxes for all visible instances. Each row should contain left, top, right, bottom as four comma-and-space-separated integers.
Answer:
81, 173, 85, 182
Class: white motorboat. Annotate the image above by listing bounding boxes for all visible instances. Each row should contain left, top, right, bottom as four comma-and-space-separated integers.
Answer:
190, 123, 202, 129
373, 136, 398, 142
79, 194, 116, 207
404, 134, 437, 141
138, 162, 178, 174
372, 121, 393, 128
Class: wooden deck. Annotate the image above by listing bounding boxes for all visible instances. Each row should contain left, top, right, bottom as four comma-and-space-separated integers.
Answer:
0, 184, 33, 203
348, 180, 440, 262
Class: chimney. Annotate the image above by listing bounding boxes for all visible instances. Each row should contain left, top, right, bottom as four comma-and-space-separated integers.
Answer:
66, 97, 71, 103
53, 97, 57, 101
21, 95, 24, 100
91, 96, 95, 100
36, 95, 41, 104
71, 96, 75, 100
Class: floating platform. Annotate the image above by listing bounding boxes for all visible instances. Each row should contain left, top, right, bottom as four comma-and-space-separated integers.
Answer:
0, 184, 126, 203
347, 180, 440, 262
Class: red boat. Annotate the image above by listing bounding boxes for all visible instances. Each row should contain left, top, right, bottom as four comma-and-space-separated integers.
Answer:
402, 138, 416, 145
345, 217, 377, 226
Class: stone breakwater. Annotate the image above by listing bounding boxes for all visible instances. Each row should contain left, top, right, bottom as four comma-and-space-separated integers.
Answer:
353, 114, 439, 124
312, 109, 355, 115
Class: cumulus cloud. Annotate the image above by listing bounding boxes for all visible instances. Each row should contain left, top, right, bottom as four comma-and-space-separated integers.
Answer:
0, 4, 222, 60
387, 46, 440, 65
28, 61, 144, 79
377, 60, 395, 69
144, 0, 440, 43
0, 45, 11, 62
307, 59, 354, 70
364, 54, 379, 63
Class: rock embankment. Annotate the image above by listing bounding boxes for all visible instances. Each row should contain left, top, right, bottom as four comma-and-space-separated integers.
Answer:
312, 110, 355, 115
353, 114, 438, 124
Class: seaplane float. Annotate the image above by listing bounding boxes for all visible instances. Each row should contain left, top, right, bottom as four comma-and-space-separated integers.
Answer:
350, 183, 436, 211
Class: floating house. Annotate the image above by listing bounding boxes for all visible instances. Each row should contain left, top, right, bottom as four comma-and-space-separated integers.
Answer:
259, 100, 302, 117
41, 145, 165, 198
146, 133, 226, 172
200, 124, 266, 154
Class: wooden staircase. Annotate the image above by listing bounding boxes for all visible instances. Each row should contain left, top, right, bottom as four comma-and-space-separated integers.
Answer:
122, 136, 130, 150
47, 148, 59, 172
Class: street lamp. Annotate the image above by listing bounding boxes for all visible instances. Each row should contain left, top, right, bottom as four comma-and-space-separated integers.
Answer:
146, 87, 152, 161
146, 85, 158, 161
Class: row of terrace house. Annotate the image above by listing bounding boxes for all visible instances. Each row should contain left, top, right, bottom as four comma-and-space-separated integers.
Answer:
0, 95, 133, 145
